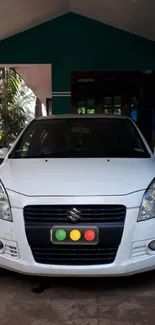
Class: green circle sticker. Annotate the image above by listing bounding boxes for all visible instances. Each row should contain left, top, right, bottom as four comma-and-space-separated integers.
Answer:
55, 229, 67, 241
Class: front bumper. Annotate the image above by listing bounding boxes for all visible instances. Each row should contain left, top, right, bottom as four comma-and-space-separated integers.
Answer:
0, 191, 155, 276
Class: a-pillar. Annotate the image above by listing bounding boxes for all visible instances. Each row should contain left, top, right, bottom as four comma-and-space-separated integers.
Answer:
52, 64, 71, 115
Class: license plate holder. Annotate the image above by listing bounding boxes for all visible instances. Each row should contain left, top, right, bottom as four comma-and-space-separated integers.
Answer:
51, 226, 99, 245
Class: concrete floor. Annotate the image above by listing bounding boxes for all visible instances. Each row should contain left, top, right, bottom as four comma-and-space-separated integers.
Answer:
0, 270, 155, 325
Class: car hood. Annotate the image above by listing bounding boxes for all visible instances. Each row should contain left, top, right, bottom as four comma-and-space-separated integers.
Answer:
0, 158, 155, 196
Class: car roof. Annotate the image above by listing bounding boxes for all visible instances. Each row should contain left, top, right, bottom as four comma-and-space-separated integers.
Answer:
37, 114, 127, 121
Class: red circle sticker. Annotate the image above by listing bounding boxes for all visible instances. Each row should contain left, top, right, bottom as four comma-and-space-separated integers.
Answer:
84, 230, 96, 242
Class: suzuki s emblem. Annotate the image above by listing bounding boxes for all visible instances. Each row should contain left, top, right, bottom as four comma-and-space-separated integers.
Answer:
67, 208, 81, 223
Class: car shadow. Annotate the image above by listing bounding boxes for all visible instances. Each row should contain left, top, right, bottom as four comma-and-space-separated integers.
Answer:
1, 268, 155, 295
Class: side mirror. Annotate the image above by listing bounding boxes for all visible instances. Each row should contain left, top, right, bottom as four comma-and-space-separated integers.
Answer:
0, 148, 9, 163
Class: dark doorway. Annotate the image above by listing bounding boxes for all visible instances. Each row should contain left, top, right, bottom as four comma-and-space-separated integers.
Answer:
71, 71, 155, 147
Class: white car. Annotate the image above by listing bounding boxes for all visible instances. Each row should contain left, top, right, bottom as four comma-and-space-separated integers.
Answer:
0, 114, 155, 277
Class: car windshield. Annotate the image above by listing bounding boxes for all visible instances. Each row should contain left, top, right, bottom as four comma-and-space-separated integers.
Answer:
9, 117, 150, 159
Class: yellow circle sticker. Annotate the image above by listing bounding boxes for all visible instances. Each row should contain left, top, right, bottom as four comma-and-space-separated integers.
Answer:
70, 229, 81, 241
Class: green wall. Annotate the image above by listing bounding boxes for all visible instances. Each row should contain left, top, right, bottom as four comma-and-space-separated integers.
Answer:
0, 13, 155, 113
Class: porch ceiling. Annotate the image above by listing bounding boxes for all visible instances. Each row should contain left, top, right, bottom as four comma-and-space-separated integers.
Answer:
0, 0, 154, 42
0, 0, 69, 40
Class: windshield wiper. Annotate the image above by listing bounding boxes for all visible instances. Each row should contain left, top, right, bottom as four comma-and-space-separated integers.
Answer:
22, 150, 100, 158
24, 151, 79, 158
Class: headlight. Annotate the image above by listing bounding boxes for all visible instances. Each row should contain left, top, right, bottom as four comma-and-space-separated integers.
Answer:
0, 182, 12, 221
138, 179, 155, 221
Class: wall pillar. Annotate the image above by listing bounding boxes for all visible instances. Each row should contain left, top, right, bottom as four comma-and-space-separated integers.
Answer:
52, 64, 71, 114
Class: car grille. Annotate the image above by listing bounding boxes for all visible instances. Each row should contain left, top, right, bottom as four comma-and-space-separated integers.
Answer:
24, 205, 126, 224
31, 245, 118, 265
